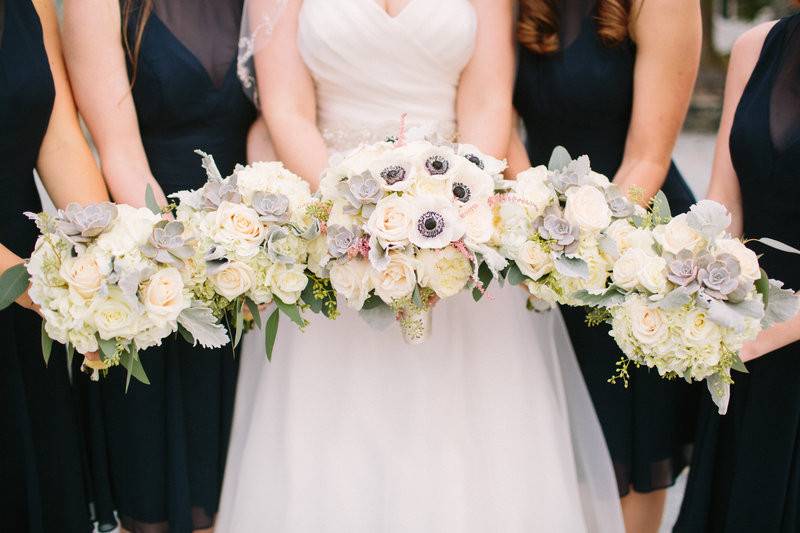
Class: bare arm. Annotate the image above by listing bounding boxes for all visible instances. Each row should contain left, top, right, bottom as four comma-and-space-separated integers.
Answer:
61, 0, 167, 208
506, 117, 532, 177
255, 0, 328, 188
613, 0, 701, 202
456, 0, 515, 158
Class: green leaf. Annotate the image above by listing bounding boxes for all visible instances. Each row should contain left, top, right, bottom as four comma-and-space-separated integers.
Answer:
145, 184, 161, 215
301, 283, 323, 314
755, 268, 770, 307
756, 237, 800, 255
127, 344, 149, 387
98, 337, 117, 361
66, 342, 74, 370
41, 321, 52, 366
119, 349, 134, 393
731, 352, 749, 374
412, 285, 423, 308
651, 190, 672, 222
177, 323, 195, 345
548, 146, 572, 172
233, 300, 245, 348
264, 308, 280, 361
361, 293, 383, 310
244, 297, 263, 330
0, 263, 31, 311
472, 261, 494, 302
506, 262, 526, 286
275, 297, 304, 327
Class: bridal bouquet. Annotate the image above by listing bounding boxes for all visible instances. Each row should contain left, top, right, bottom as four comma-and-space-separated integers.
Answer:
171, 152, 325, 358
495, 147, 635, 310
312, 138, 509, 343
18, 202, 229, 385
573, 198, 800, 413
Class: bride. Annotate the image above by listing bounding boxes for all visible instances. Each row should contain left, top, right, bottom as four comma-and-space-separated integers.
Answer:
218, 0, 624, 531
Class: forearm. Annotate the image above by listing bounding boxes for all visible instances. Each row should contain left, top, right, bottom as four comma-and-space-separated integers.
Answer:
101, 154, 167, 208
741, 308, 800, 362
266, 111, 329, 190
505, 122, 531, 177
457, 99, 512, 159
37, 132, 109, 208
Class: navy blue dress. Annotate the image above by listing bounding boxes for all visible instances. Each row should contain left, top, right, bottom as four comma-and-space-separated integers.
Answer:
513, 0, 699, 495
83, 2, 256, 531
0, 1, 93, 531
675, 15, 800, 532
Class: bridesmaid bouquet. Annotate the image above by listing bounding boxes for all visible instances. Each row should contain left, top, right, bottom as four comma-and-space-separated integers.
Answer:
573, 197, 800, 413
495, 147, 635, 310
170, 152, 327, 359
18, 201, 229, 385
312, 138, 509, 343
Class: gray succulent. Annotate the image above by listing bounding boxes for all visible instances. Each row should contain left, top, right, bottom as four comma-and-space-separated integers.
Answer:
202, 176, 242, 210
548, 155, 591, 194
698, 253, 741, 300
56, 202, 118, 242
667, 250, 699, 288
252, 192, 290, 223
605, 185, 635, 219
265, 226, 294, 264
535, 207, 579, 254
141, 221, 195, 267
326, 224, 357, 258
338, 172, 382, 213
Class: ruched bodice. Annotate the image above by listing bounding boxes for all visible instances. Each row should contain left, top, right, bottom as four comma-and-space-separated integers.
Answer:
298, 0, 476, 149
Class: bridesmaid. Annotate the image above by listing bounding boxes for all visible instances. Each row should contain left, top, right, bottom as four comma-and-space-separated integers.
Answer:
675, 10, 800, 533
0, 0, 109, 530
509, 0, 701, 531
61, 0, 255, 531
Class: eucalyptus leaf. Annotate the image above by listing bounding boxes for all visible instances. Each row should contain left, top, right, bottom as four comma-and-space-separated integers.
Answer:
119, 349, 133, 393
66, 342, 74, 370
553, 255, 590, 280
651, 190, 672, 222
41, 321, 52, 366
275, 297, 304, 327
756, 237, 800, 255
506, 262, 526, 286
145, 184, 161, 215
755, 269, 770, 307
301, 283, 323, 314
98, 337, 117, 361
472, 261, 493, 302
548, 146, 572, 172
361, 294, 384, 311
129, 345, 149, 385
264, 308, 280, 361
412, 285, 423, 308
244, 298, 263, 330
0, 263, 30, 311
731, 352, 749, 374
233, 301, 244, 348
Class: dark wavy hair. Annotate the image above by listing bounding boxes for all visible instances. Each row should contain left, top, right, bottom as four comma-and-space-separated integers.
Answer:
518, 0, 632, 54
121, 0, 154, 84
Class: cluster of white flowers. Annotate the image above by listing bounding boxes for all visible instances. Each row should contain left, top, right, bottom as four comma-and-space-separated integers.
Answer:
172, 153, 319, 321
25, 202, 228, 381
578, 198, 798, 413
495, 148, 632, 308
314, 139, 508, 341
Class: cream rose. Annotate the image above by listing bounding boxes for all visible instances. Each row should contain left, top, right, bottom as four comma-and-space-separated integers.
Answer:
269, 263, 308, 304
96, 205, 161, 256
416, 246, 472, 298
684, 309, 722, 346
638, 255, 668, 294
652, 214, 704, 255
92, 289, 140, 340
329, 259, 374, 309
564, 185, 612, 232
514, 166, 557, 215
212, 202, 264, 255
605, 219, 636, 254
714, 238, 760, 282
366, 195, 413, 247
462, 203, 494, 245
68, 327, 100, 355
516, 240, 553, 281
142, 268, 187, 321
60, 253, 106, 299
211, 261, 255, 300
627, 298, 669, 346
371, 252, 417, 302
612, 248, 649, 290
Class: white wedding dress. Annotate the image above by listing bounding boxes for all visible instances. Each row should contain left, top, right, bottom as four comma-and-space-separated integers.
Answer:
218, 1, 624, 531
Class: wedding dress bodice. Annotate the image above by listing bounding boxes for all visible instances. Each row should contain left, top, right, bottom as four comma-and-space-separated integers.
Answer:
297, 0, 476, 150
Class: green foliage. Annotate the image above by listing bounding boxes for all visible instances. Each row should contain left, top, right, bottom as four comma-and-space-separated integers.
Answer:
0, 263, 31, 311
264, 308, 280, 361
302, 272, 339, 319
585, 307, 613, 327
41, 322, 52, 366
608, 357, 636, 388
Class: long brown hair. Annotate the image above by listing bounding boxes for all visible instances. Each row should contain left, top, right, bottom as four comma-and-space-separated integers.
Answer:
518, 0, 632, 54
121, 0, 154, 84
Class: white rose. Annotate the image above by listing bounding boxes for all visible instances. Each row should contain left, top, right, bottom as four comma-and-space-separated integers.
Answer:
714, 238, 760, 282
652, 214, 705, 255
516, 240, 553, 281
462, 204, 494, 245
371, 252, 417, 302
627, 298, 669, 346
212, 202, 264, 255
564, 185, 612, 232
605, 219, 636, 254
91, 289, 140, 340
416, 246, 472, 298
96, 205, 160, 256
133, 322, 173, 351
684, 309, 721, 347
60, 253, 107, 299
514, 166, 557, 215
638, 255, 668, 294
142, 268, 187, 322
306, 235, 330, 278
268, 263, 308, 304
627, 228, 656, 253
612, 248, 649, 290
211, 261, 255, 300
68, 327, 100, 355
329, 259, 374, 309
366, 194, 413, 247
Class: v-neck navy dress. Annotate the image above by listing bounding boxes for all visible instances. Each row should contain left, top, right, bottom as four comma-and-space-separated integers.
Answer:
83, 2, 256, 531
513, 0, 699, 496
675, 14, 800, 532
0, 1, 93, 531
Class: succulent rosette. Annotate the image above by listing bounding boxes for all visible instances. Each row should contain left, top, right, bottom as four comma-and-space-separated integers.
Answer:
17, 201, 229, 386
495, 146, 627, 309
314, 138, 509, 343
170, 151, 329, 359
573, 197, 800, 413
